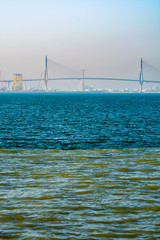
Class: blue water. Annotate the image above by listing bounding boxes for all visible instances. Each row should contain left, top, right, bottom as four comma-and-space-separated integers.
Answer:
0, 93, 159, 149
0, 93, 160, 239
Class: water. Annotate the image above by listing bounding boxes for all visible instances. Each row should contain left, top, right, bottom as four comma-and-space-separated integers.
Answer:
0, 93, 159, 149
0, 93, 160, 239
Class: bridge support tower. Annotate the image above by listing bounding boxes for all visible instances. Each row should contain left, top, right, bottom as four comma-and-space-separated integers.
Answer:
139, 57, 144, 93
79, 69, 86, 91
44, 56, 48, 91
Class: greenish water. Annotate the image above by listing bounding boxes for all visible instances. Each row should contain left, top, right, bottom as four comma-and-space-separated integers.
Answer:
0, 148, 160, 239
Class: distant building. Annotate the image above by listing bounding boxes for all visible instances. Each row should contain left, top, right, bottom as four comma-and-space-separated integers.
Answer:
12, 74, 23, 91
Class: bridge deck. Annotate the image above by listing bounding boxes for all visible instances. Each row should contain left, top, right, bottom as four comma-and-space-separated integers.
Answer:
1, 77, 160, 83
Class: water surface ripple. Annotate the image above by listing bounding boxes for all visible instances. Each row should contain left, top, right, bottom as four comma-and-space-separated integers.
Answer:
0, 93, 159, 149
0, 148, 160, 239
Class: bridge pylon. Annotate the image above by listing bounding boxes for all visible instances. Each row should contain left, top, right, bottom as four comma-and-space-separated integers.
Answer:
139, 57, 144, 93
79, 69, 86, 91
44, 55, 48, 91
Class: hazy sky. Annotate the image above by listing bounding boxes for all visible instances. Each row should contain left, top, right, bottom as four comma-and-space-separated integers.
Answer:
0, 0, 159, 90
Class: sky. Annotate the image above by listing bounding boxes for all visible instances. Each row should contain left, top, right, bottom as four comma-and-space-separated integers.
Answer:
0, 0, 160, 90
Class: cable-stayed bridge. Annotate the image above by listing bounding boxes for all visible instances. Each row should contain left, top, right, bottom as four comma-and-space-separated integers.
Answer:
0, 57, 160, 92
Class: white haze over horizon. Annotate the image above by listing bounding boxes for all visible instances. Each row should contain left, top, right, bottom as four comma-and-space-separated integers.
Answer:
0, 0, 159, 90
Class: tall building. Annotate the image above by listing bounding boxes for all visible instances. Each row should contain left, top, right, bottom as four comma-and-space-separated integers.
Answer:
13, 74, 23, 91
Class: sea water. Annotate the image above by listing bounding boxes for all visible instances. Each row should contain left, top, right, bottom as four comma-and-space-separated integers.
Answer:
0, 93, 160, 239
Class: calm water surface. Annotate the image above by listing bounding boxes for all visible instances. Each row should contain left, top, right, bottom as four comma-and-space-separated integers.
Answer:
0, 93, 160, 239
